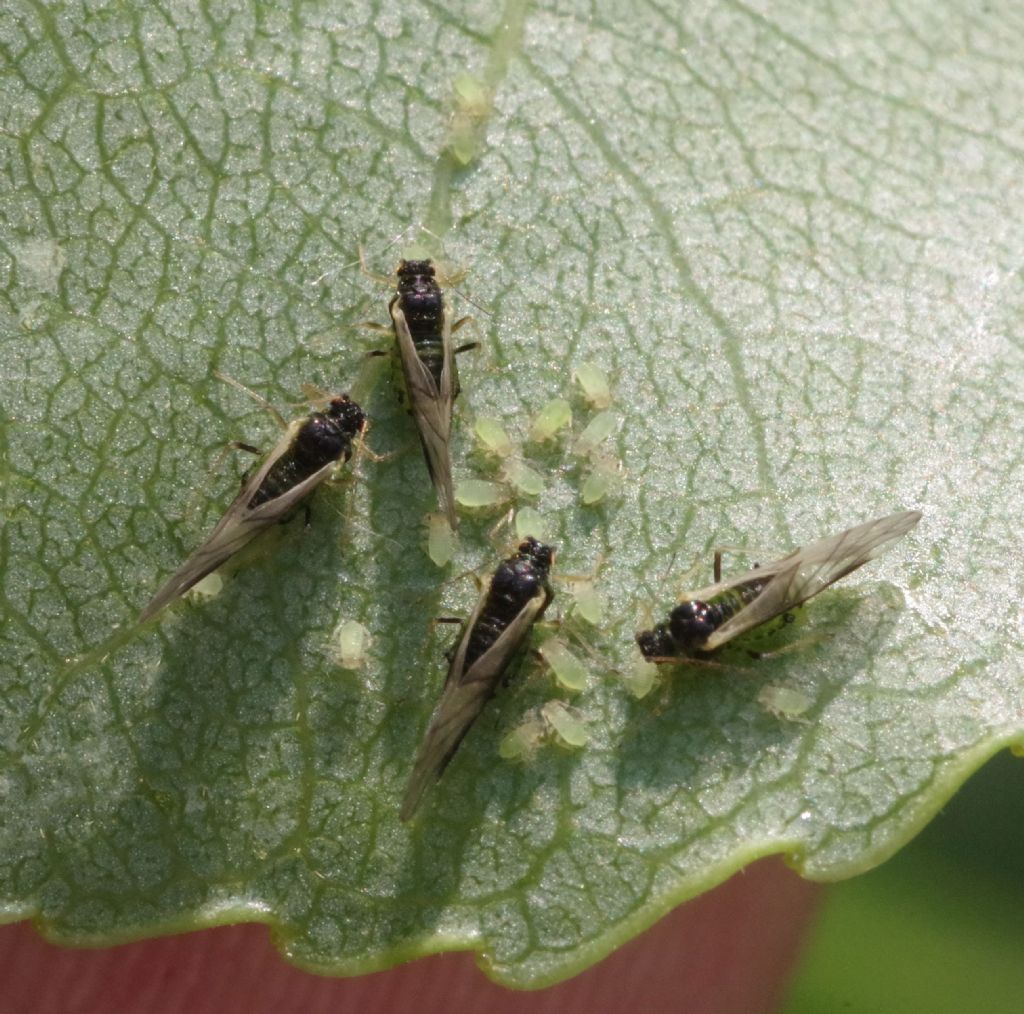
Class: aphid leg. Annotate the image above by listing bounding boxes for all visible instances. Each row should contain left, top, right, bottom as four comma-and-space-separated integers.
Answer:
229, 441, 267, 488
213, 371, 288, 430
358, 243, 396, 286
303, 503, 313, 529
745, 628, 826, 662
655, 653, 742, 673
353, 438, 395, 465
450, 317, 477, 352
184, 434, 267, 520
348, 421, 397, 469
638, 600, 657, 631
352, 317, 393, 362
353, 323, 393, 361
430, 615, 465, 663
714, 549, 722, 583
229, 441, 262, 457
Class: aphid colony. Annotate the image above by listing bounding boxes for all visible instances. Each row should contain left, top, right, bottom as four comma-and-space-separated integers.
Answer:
140, 258, 923, 820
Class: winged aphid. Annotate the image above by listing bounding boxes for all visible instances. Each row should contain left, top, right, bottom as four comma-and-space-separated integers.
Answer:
139, 394, 366, 623
636, 510, 922, 661
400, 536, 556, 820
388, 259, 476, 529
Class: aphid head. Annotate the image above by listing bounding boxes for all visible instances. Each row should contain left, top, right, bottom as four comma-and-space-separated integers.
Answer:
396, 259, 435, 279
667, 600, 716, 652
635, 626, 674, 660
325, 395, 366, 435
516, 537, 555, 574
297, 396, 365, 459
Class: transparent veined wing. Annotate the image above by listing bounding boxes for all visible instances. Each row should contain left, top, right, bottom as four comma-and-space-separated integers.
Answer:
701, 509, 922, 650
391, 303, 458, 528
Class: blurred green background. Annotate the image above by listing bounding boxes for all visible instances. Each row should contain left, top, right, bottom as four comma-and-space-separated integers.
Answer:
783, 749, 1024, 1013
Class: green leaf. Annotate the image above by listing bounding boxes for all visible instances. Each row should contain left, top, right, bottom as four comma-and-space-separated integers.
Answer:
1, 0, 1021, 989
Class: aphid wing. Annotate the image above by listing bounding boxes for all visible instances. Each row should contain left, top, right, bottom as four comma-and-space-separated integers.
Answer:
392, 305, 458, 527
400, 588, 551, 821
703, 510, 921, 649
680, 555, 795, 608
442, 581, 491, 690
138, 513, 269, 623
439, 301, 458, 407
138, 427, 336, 623
786, 509, 923, 596
455, 584, 552, 692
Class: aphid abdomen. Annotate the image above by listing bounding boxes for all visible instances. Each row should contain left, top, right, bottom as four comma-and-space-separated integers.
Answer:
463, 561, 545, 670
668, 582, 763, 653
393, 260, 447, 389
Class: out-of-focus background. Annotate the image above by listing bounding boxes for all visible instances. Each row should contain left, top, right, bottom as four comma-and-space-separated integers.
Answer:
783, 749, 1024, 1012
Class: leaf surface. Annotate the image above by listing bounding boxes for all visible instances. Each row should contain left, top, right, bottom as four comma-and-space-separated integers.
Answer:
1, 0, 1021, 987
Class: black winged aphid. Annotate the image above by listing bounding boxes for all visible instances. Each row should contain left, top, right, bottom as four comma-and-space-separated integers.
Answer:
139, 392, 366, 623
636, 510, 922, 661
401, 537, 556, 820
387, 259, 475, 529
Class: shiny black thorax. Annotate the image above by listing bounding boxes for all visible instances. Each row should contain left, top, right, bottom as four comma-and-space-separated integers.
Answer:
248, 397, 365, 507
462, 538, 554, 670
636, 578, 766, 659
390, 259, 447, 388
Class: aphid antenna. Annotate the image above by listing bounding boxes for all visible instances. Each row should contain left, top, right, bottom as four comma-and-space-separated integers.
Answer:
356, 225, 459, 286
443, 562, 490, 594
344, 346, 391, 405
450, 288, 492, 319
482, 509, 555, 560
314, 226, 429, 290
212, 371, 289, 430
647, 549, 701, 597
408, 562, 485, 620
357, 240, 401, 287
